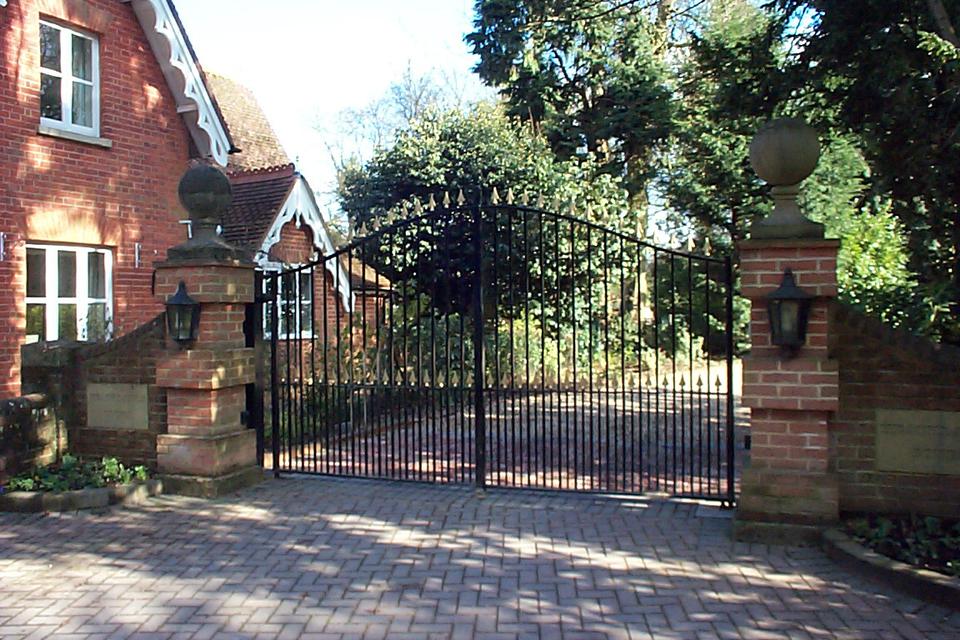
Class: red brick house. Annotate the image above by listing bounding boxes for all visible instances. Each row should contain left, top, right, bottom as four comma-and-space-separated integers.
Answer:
0, 0, 235, 397
210, 73, 386, 341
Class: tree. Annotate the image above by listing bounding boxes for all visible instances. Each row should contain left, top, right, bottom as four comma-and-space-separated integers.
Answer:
773, 0, 960, 342
467, 0, 683, 209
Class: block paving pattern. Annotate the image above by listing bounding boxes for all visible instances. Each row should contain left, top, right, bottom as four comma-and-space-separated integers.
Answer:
0, 476, 956, 639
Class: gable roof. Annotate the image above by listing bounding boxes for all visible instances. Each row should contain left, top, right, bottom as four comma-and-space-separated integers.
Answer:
127, 0, 235, 166
205, 73, 290, 172
222, 164, 298, 250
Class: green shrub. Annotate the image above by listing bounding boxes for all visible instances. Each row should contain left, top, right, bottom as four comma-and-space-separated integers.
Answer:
2, 455, 150, 493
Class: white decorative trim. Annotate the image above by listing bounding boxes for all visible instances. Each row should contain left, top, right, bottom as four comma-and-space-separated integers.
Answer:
257, 176, 352, 311
129, 0, 231, 166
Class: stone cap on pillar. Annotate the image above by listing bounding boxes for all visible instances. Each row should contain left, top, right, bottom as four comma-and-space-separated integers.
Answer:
748, 118, 827, 241
162, 164, 253, 266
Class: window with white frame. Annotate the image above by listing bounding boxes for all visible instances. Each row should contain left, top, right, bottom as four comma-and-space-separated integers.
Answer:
262, 268, 314, 339
39, 20, 100, 137
25, 245, 113, 343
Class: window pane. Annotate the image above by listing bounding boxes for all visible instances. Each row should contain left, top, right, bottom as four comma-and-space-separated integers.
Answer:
87, 252, 105, 298
40, 24, 60, 70
299, 272, 312, 302
58, 251, 76, 297
71, 82, 93, 127
58, 304, 77, 341
280, 273, 296, 302
71, 34, 92, 81
86, 302, 107, 342
26, 248, 46, 297
40, 74, 62, 120
300, 303, 313, 335
26, 304, 46, 342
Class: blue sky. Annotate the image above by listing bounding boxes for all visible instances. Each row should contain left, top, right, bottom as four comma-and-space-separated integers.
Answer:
175, 0, 489, 209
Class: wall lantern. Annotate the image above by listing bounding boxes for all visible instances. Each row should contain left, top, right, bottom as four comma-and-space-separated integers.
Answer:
767, 269, 813, 353
166, 281, 200, 344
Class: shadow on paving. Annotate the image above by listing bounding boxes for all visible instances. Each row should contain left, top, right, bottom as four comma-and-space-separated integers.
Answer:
0, 476, 956, 639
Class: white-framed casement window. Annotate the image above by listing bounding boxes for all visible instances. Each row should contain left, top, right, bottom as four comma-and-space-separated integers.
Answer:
262, 268, 314, 339
25, 244, 113, 343
39, 20, 100, 137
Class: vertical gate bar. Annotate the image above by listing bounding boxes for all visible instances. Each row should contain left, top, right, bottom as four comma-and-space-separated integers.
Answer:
442, 211, 453, 483
670, 254, 677, 494
371, 254, 382, 480
310, 268, 318, 473
538, 209, 547, 489
430, 225, 438, 483
554, 215, 562, 490
270, 275, 280, 477
705, 260, 713, 495
414, 230, 424, 482
508, 209, 517, 487
653, 249, 660, 491
473, 203, 487, 490
619, 237, 627, 494
282, 275, 290, 471
322, 262, 331, 476
347, 250, 356, 477
522, 211, 532, 487
586, 226, 594, 491
297, 269, 305, 473
603, 233, 611, 491
334, 258, 344, 477
569, 221, 578, 490
725, 256, 736, 505
492, 207, 501, 486
686, 256, 693, 493
400, 272, 409, 480
637, 245, 644, 494
459, 266, 467, 485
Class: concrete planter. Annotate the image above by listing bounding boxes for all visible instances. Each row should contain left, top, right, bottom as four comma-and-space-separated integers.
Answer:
823, 529, 960, 610
0, 479, 163, 513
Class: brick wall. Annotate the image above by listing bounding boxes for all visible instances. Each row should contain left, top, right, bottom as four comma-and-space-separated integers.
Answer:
830, 304, 960, 518
0, 0, 194, 397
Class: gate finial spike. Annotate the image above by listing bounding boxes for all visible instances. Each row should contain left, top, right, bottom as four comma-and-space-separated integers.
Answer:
679, 375, 686, 388
536, 193, 545, 209
443, 191, 452, 208
697, 375, 704, 388
457, 188, 466, 206
520, 192, 530, 206
413, 198, 423, 214
715, 375, 722, 388
662, 376, 669, 388
704, 237, 712, 255
506, 187, 515, 205
686, 236, 695, 253
552, 195, 562, 211
427, 193, 437, 211
585, 205, 593, 220
358, 222, 367, 237
490, 187, 501, 205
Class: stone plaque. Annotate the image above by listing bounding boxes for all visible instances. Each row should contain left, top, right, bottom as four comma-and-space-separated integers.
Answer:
876, 409, 960, 476
86, 383, 150, 431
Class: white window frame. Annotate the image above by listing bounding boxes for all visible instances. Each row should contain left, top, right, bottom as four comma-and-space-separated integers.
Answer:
39, 19, 100, 137
262, 267, 315, 340
25, 244, 114, 343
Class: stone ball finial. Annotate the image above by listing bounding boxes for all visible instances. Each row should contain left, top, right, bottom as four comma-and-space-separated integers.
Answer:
749, 118, 820, 186
178, 164, 233, 221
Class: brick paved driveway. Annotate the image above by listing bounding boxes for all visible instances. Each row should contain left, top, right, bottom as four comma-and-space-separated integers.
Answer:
1, 477, 956, 639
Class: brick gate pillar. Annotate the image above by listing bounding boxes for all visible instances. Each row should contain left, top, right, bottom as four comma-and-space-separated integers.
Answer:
735, 119, 840, 542
152, 165, 262, 497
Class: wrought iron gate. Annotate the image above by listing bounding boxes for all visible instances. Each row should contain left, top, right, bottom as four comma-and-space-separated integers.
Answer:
266, 203, 736, 501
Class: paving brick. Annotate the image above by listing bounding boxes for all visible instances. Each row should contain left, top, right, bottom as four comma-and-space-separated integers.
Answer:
0, 477, 954, 639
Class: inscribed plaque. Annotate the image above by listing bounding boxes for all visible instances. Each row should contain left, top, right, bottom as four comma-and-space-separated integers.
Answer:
86, 383, 150, 431
875, 409, 960, 476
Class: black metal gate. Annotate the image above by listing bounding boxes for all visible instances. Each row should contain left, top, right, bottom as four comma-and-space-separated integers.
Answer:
266, 203, 736, 502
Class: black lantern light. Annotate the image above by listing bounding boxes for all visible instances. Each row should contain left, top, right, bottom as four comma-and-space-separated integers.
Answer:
767, 269, 813, 353
166, 281, 200, 344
